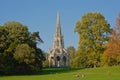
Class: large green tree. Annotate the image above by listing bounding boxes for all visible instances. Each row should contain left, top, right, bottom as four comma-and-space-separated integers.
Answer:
0, 21, 44, 74
75, 12, 111, 68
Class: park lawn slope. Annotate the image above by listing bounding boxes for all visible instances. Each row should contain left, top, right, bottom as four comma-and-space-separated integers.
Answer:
0, 66, 120, 80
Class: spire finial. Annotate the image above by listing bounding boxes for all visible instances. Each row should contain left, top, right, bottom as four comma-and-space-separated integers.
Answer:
57, 11, 60, 25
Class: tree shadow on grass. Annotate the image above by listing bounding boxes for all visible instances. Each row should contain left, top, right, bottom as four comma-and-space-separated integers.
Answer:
0, 68, 83, 76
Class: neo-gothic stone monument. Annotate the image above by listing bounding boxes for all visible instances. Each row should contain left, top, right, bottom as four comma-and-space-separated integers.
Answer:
48, 12, 69, 67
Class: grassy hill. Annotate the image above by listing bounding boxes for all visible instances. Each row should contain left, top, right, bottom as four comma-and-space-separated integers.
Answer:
0, 66, 120, 80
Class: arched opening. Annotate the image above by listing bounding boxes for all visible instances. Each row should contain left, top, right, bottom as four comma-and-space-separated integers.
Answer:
56, 56, 60, 61
63, 56, 67, 67
56, 56, 60, 67
51, 57, 54, 59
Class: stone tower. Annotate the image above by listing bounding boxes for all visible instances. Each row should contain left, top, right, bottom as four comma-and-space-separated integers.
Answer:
48, 12, 69, 67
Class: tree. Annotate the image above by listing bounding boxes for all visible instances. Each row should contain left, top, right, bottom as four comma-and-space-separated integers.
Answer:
66, 46, 76, 68
102, 13, 120, 66
0, 21, 44, 74
75, 12, 111, 68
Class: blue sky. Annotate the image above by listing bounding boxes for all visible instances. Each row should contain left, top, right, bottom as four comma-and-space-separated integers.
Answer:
0, 0, 120, 52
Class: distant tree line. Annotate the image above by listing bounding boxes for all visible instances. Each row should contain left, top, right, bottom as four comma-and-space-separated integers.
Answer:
0, 21, 45, 75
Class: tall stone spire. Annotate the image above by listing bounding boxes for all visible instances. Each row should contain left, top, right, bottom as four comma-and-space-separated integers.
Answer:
53, 11, 64, 49
48, 11, 69, 68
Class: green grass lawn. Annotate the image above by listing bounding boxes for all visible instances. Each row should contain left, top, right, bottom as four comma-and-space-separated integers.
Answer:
0, 66, 120, 80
